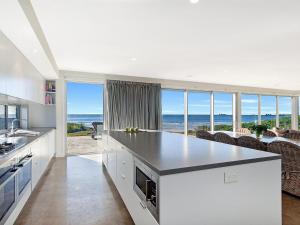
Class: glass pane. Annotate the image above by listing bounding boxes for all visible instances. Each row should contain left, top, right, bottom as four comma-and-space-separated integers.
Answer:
261, 96, 276, 129
0, 105, 5, 130
278, 96, 292, 129
241, 94, 258, 129
214, 93, 233, 131
7, 106, 19, 129
188, 92, 210, 135
162, 89, 184, 133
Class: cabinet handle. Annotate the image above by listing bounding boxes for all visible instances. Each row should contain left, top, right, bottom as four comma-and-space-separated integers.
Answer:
139, 201, 147, 210
122, 161, 126, 165
121, 174, 126, 179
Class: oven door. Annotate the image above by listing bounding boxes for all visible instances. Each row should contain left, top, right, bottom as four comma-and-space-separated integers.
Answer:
17, 156, 32, 196
0, 168, 17, 223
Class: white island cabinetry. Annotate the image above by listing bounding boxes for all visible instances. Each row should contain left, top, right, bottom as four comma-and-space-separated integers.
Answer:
102, 134, 159, 225
103, 131, 281, 225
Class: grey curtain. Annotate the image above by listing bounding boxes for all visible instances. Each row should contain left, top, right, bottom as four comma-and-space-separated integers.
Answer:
106, 80, 161, 130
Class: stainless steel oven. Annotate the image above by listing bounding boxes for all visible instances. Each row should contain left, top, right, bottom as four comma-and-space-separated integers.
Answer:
133, 158, 159, 222
0, 151, 32, 225
17, 154, 32, 195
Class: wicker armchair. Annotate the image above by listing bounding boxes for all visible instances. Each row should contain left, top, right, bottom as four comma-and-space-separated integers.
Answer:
213, 132, 236, 145
282, 132, 300, 140
236, 128, 251, 134
268, 141, 300, 197
195, 130, 214, 141
237, 136, 267, 151
263, 130, 277, 137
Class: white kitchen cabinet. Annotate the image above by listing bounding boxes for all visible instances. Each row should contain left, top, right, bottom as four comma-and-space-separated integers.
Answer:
4, 129, 56, 225
31, 138, 42, 189
31, 130, 56, 190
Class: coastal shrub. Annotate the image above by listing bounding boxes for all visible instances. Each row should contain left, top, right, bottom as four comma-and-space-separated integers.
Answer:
67, 123, 88, 133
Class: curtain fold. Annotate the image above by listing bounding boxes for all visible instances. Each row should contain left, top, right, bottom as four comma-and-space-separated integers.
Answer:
106, 80, 161, 130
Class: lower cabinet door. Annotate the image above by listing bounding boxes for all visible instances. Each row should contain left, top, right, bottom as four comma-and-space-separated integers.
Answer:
108, 151, 117, 183
126, 191, 159, 225
31, 155, 40, 190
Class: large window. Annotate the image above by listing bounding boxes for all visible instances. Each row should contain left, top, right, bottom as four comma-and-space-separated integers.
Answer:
188, 92, 210, 135
162, 89, 184, 133
214, 92, 233, 131
261, 96, 276, 128
241, 94, 258, 129
278, 96, 292, 129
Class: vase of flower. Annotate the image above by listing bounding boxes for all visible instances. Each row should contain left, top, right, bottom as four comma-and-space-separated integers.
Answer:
251, 125, 268, 139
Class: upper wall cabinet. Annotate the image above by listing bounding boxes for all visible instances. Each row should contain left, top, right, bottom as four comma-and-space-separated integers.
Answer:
0, 31, 45, 104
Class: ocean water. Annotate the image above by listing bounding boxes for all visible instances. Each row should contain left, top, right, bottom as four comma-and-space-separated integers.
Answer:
67, 114, 279, 130
68, 114, 103, 127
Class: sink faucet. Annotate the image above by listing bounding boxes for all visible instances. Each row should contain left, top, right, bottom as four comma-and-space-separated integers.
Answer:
10, 119, 19, 135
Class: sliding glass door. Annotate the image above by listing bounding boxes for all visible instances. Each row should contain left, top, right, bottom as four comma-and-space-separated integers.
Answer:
161, 89, 185, 133
241, 94, 258, 128
187, 92, 211, 135
261, 96, 277, 128
214, 93, 233, 131
278, 96, 292, 129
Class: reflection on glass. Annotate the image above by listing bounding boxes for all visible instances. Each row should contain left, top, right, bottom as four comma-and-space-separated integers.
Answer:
7, 105, 18, 129
214, 93, 233, 131
278, 96, 291, 129
261, 96, 276, 129
0, 105, 5, 130
241, 94, 258, 129
188, 92, 210, 135
162, 89, 184, 133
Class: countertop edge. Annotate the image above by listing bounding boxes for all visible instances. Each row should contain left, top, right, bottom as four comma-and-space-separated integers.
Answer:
158, 155, 282, 176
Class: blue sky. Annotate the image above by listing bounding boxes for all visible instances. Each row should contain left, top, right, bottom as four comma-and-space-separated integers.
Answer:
67, 82, 103, 114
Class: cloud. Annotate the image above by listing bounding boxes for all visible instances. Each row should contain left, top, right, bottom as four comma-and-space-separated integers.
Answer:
242, 99, 258, 104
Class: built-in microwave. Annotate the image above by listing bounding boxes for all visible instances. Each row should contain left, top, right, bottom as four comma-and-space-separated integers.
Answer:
133, 158, 159, 222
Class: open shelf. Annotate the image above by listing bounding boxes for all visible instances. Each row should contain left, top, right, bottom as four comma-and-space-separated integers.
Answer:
45, 80, 56, 105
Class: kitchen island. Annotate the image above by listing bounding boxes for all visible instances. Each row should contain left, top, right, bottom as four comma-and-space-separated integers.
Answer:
102, 131, 281, 225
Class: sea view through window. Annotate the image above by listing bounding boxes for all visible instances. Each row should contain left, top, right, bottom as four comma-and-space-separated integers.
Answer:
67, 82, 103, 137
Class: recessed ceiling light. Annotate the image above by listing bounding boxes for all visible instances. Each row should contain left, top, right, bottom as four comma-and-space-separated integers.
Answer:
190, 0, 199, 4
33, 49, 38, 53
131, 57, 137, 61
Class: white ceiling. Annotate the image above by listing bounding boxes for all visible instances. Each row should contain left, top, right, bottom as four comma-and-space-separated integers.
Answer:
0, 0, 58, 79
31, 0, 300, 90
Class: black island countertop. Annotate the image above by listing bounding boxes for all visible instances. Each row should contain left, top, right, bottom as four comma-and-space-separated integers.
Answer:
106, 131, 281, 176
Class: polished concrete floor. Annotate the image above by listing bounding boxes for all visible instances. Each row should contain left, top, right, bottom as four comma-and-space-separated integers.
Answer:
15, 154, 134, 225
15, 155, 299, 225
